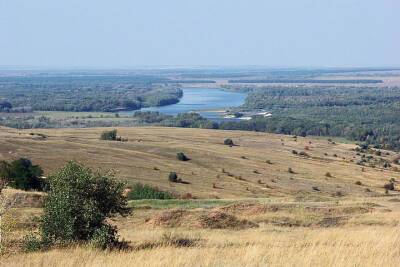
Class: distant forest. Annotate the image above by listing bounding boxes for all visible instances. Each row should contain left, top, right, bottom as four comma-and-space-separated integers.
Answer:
228, 79, 382, 84
0, 76, 183, 112
222, 85, 400, 151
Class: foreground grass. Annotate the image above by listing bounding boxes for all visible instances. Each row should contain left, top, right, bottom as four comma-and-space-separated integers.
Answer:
2, 227, 399, 267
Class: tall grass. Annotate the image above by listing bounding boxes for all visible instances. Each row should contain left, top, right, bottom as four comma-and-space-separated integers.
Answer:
2, 227, 400, 267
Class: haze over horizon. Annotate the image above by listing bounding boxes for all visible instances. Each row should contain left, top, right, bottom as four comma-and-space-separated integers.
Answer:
1, 0, 399, 68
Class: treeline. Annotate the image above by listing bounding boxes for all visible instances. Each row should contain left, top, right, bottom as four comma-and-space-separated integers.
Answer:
228, 79, 383, 84
0, 77, 182, 112
232, 85, 400, 150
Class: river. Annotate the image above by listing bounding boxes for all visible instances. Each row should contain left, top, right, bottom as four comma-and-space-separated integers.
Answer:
134, 88, 247, 121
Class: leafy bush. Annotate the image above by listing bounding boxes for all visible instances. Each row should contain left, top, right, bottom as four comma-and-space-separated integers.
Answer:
0, 158, 46, 191
176, 152, 190, 161
168, 172, 178, 183
224, 139, 234, 146
127, 183, 173, 200
89, 225, 127, 250
40, 161, 130, 249
22, 233, 44, 252
100, 129, 118, 141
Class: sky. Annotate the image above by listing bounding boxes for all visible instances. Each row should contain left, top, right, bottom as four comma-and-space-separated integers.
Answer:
0, 0, 399, 68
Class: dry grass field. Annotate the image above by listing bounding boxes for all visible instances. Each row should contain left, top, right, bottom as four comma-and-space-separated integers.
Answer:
1, 126, 399, 199
1, 126, 400, 266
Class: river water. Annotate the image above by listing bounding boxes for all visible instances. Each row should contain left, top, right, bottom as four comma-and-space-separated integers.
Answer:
136, 88, 247, 121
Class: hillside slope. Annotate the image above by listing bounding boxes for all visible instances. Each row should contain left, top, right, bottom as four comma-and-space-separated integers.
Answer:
0, 126, 399, 199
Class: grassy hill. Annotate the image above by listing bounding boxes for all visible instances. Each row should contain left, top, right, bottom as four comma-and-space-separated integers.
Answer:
1, 126, 399, 199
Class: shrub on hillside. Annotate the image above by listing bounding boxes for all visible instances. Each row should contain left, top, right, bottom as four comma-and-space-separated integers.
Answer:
299, 151, 310, 157
0, 158, 47, 191
176, 152, 190, 161
38, 161, 130, 250
224, 138, 234, 146
100, 129, 118, 141
169, 172, 178, 183
127, 183, 173, 200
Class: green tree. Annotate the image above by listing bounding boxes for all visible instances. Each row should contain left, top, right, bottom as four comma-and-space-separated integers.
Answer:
0, 159, 45, 191
41, 161, 130, 248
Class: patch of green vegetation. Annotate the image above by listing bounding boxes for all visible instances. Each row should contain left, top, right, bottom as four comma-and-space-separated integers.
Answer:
128, 199, 236, 209
127, 183, 173, 200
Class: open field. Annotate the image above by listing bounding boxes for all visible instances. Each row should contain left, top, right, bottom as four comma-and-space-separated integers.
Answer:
1, 126, 399, 199
1, 126, 400, 266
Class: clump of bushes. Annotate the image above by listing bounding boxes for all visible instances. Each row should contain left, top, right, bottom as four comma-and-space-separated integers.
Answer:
224, 138, 234, 146
100, 129, 127, 141
292, 150, 298, 155
100, 129, 118, 140
325, 172, 332, 178
23, 161, 130, 251
176, 152, 190, 161
288, 167, 294, 174
127, 183, 173, 200
0, 158, 47, 191
355, 181, 363, 186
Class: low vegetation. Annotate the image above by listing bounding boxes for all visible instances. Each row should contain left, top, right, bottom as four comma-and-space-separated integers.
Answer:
224, 138, 234, 146
127, 183, 173, 200
176, 152, 190, 161
168, 172, 179, 183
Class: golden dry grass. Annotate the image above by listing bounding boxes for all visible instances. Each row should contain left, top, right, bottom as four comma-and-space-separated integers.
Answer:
2, 226, 400, 267
1, 126, 399, 199
3, 195, 400, 266
1, 126, 400, 266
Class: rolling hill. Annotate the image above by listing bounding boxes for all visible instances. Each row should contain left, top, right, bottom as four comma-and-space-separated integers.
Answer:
1, 126, 399, 199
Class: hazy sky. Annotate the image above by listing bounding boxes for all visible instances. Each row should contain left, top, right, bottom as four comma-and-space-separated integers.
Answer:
0, 0, 399, 68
